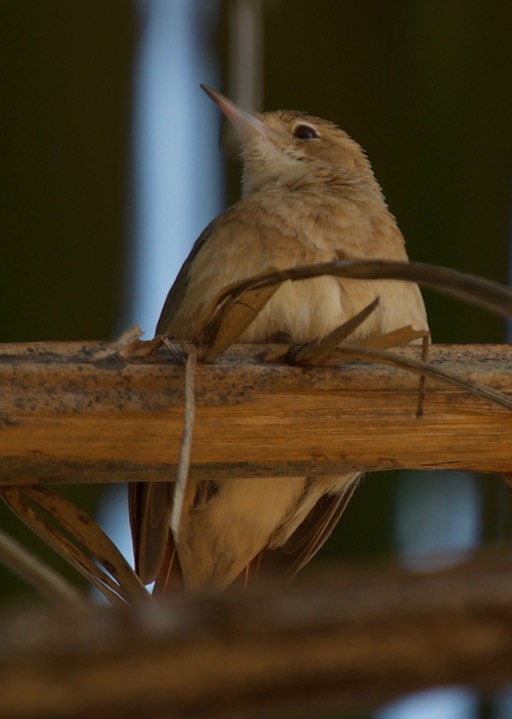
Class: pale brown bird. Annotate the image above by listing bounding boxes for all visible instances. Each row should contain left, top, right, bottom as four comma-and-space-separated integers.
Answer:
129, 85, 428, 595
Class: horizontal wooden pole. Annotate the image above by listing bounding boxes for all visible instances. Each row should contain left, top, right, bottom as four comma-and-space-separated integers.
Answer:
2, 553, 512, 718
0, 340, 511, 484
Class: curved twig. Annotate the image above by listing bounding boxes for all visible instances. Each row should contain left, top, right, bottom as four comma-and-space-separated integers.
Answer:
0, 528, 87, 608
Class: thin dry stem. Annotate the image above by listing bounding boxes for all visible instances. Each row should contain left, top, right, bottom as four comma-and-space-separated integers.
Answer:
0, 528, 87, 608
171, 344, 197, 541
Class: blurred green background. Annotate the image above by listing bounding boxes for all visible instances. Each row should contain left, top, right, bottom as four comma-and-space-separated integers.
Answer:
1, 0, 511, 623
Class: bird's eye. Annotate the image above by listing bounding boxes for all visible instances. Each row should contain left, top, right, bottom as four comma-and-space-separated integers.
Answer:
293, 124, 318, 140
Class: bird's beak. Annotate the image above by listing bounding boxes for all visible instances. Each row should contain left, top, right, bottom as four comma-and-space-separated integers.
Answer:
201, 84, 269, 142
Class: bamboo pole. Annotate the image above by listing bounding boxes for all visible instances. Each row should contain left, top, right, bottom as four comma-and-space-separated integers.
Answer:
0, 341, 511, 484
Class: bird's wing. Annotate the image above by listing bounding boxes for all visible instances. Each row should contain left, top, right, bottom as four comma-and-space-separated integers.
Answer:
253, 474, 360, 584
129, 481, 175, 585
155, 216, 222, 336
130, 217, 227, 589
152, 529, 182, 596
132, 209, 255, 593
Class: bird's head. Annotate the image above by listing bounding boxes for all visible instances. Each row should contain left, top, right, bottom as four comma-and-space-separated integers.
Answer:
201, 84, 378, 197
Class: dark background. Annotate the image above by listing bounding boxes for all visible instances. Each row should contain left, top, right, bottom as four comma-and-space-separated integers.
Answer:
1, 0, 511, 632
3, 2, 511, 347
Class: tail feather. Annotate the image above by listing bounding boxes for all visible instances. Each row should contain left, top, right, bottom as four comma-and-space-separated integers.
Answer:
152, 534, 184, 596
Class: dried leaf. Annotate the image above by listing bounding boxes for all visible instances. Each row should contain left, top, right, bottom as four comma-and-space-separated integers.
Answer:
200, 282, 281, 362
356, 326, 428, 350
119, 335, 163, 360
332, 344, 512, 412
92, 324, 144, 361
0, 486, 149, 606
0, 527, 87, 607
199, 260, 512, 325
288, 297, 380, 365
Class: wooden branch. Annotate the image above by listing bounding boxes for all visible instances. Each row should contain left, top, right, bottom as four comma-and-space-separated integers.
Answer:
2, 553, 512, 718
0, 340, 511, 485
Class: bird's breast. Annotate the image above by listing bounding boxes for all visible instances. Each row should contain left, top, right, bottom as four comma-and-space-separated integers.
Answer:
241, 275, 344, 342
168, 189, 427, 341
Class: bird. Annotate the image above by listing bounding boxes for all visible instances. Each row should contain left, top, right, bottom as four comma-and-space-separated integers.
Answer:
129, 85, 429, 596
